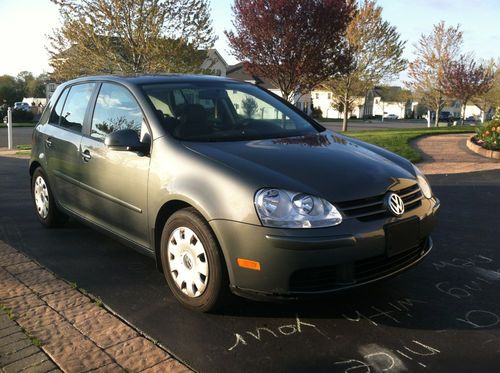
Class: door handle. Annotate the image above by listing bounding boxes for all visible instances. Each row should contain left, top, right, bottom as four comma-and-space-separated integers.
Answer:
45, 138, 53, 148
82, 150, 92, 162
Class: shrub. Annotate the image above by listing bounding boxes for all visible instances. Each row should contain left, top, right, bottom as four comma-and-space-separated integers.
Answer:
311, 107, 323, 119
475, 119, 500, 150
12, 109, 34, 123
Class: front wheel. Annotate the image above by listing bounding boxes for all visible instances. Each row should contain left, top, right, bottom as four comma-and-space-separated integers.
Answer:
160, 208, 228, 312
31, 167, 67, 228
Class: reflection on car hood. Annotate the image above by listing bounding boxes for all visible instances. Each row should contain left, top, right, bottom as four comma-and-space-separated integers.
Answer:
183, 131, 415, 202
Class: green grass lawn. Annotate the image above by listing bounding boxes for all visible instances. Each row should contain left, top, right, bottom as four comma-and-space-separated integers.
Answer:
346, 126, 476, 163
15, 144, 32, 156
4, 126, 476, 162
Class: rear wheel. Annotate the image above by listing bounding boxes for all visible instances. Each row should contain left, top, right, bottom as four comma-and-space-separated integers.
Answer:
31, 167, 67, 228
160, 208, 228, 312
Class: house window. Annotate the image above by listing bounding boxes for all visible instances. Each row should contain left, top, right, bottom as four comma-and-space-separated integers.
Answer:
328, 93, 331, 100
315, 93, 319, 99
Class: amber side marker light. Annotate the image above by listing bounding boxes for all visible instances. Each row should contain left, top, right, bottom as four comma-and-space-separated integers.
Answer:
237, 258, 261, 271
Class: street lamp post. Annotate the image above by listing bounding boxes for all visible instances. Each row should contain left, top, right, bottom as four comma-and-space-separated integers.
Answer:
7, 107, 13, 150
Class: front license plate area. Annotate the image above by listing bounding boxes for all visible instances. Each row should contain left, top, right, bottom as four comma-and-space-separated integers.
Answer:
384, 217, 420, 257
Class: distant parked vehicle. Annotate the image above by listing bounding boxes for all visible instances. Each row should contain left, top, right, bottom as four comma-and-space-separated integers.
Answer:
14, 102, 32, 112
384, 114, 399, 120
438, 111, 452, 122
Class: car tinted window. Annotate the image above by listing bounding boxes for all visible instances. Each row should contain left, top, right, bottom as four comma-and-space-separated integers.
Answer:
59, 83, 96, 132
143, 82, 321, 142
91, 83, 144, 140
49, 88, 69, 125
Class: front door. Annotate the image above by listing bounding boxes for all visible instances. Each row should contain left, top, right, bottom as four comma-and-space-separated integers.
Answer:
79, 83, 151, 248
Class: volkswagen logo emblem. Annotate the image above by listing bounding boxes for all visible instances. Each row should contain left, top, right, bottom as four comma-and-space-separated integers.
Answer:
385, 193, 405, 217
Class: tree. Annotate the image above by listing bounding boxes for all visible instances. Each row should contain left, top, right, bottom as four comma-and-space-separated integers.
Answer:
27, 73, 50, 98
407, 22, 463, 127
16, 72, 48, 98
226, 0, 353, 102
242, 97, 258, 118
325, 0, 406, 131
164, 0, 217, 49
442, 54, 495, 125
0, 75, 23, 106
473, 60, 500, 122
48, 0, 216, 80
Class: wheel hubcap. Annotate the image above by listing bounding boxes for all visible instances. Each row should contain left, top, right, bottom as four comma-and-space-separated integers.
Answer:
167, 227, 209, 298
34, 176, 49, 219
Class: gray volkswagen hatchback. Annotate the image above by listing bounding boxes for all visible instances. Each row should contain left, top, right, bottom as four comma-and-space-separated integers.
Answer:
30, 75, 439, 312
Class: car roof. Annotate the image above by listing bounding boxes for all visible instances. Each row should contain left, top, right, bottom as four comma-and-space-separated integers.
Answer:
61, 74, 245, 87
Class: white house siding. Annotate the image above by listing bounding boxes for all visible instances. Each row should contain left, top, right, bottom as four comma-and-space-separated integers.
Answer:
442, 101, 492, 120
311, 89, 364, 118
269, 89, 312, 114
372, 99, 406, 118
201, 59, 227, 76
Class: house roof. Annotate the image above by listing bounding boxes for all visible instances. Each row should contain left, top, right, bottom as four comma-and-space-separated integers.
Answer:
226, 63, 279, 90
372, 86, 410, 102
204, 49, 229, 68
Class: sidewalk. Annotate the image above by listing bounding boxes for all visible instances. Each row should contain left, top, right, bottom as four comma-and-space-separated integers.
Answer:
1, 311, 60, 373
0, 241, 190, 373
413, 133, 500, 175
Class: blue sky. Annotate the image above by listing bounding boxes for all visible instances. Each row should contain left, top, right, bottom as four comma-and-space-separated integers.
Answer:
0, 0, 498, 81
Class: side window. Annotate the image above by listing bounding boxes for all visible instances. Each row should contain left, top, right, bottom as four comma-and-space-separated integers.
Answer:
59, 83, 96, 132
49, 88, 69, 125
91, 83, 145, 141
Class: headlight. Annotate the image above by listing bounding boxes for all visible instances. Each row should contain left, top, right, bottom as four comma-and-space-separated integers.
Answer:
413, 165, 432, 199
254, 188, 342, 228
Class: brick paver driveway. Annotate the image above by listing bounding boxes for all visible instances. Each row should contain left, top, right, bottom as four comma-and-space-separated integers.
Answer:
415, 133, 500, 174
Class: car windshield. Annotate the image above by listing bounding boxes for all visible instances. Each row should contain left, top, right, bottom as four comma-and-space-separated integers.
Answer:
142, 82, 322, 142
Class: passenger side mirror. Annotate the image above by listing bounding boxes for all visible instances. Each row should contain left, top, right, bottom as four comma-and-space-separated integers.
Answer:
105, 129, 150, 154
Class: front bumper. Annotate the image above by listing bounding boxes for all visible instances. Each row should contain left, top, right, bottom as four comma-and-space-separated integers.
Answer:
210, 196, 439, 301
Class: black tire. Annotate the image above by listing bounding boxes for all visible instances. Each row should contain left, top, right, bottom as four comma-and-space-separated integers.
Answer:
31, 167, 67, 228
160, 207, 228, 312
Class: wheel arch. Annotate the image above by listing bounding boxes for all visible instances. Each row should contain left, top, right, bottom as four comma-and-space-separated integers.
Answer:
29, 160, 42, 177
153, 199, 229, 276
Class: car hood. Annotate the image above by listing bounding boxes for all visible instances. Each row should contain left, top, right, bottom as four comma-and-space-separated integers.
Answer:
182, 131, 415, 203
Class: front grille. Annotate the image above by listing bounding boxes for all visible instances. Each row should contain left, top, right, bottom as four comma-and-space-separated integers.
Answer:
336, 183, 422, 221
289, 239, 428, 292
354, 242, 426, 282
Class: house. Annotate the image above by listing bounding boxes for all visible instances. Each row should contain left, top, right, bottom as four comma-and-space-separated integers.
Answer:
442, 100, 495, 121
310, 87, 365, 119
226, 63, 312, 113
46, 83, 58, 101
363, 86, 412, 119
201, 49, 228, 77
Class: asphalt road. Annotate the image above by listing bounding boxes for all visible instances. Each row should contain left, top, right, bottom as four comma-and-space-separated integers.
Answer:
0, 120, 446, 148
0, 127, 34, 148
1, 156, 500, 372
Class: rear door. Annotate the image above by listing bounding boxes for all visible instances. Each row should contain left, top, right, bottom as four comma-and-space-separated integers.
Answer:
44, 83, 96, 213
79, 82, 151, 248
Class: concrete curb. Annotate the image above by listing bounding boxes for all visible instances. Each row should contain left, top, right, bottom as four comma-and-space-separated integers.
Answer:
0, 241, 191, 373
466, 135, 500, 160
0, 149, 30, 159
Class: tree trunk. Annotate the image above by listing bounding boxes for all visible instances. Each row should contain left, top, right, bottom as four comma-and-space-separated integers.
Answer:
481, 110, 486, 123
434, 106, 440, 127
342, 91, 349, 132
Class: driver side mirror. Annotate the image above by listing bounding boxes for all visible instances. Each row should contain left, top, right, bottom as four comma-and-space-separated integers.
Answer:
105, 129, 150, 154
